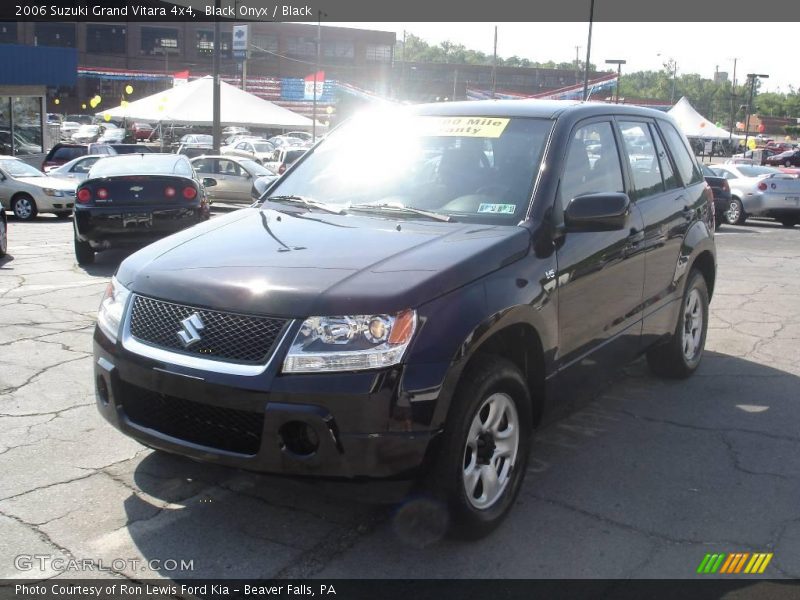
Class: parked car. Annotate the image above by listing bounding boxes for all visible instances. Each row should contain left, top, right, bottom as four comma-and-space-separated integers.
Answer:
109, 144, 155, 155
42, 143, 116, 173
264, 147, 307, 174
700, 163, 731, 230
711, 163, 799, 226
176, 144, 213, 159
130, 122, 155, 141
191, 155, 276, 203
0, 201, 7, 257
284, 131, 313, 143
222, 126, 250, 137
73, 154, 213, 265
47, 154, 105, 183
0, 156, 78, 220
765, 141, 795, 154
764, 148, 800, 168
65, 114, 93, 125
92, 101, 716, 538
221, 139, 275, 164
71, 124, 102, 144
176, 134, 213, 148
59, 121, 81, 140
97, 124, 126, 144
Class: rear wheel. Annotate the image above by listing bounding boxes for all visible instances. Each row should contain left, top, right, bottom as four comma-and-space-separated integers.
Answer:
780, 217, 798, 228
647, 270, 709, 379
12, 195, 37, 221
0, 217, 7, 257
429, 355, 532, 539
74, 235, 94, 266
724, 197, 746, 225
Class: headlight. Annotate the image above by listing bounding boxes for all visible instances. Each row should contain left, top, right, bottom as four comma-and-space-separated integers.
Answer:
97, 277, 131, 343
282, 310, 417, 373
42, 188, 65, 197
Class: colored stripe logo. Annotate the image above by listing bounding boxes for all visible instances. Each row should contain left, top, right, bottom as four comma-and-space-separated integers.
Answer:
697, 553, 773, 574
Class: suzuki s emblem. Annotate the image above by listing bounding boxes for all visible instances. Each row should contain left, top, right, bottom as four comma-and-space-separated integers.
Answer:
130, 186, 144, 192
177, 313, 205, 348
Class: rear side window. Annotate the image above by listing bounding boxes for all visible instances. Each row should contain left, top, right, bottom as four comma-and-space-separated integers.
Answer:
650, 124, 679, 191
52, 147, 83, 161
559, 121, 624, 208
660, 122, 703, 186
618, 121, 663, 200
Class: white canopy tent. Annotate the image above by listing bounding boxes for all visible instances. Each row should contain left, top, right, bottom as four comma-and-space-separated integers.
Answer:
668, 96, 741, 140
97, 76, 314, 130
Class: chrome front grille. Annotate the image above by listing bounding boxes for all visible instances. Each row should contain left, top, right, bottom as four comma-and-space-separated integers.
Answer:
128, 295, 289, 364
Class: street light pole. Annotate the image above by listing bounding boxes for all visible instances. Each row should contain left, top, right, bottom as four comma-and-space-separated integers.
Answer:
313, 10, 322, 143
743, 73, 769, 152
582, 0, 595, 101
212, 0, 221, 153
728, 57, 737, 145
605, 59, 626, 104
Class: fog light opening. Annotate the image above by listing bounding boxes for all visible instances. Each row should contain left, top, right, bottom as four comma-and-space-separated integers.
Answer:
279, 421, 320, 456
96, 376, 110, 406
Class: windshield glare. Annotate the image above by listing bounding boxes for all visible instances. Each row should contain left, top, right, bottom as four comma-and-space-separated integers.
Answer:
268, 113, 553, 223
739, 165, 778, 177
0, 159, 43, 177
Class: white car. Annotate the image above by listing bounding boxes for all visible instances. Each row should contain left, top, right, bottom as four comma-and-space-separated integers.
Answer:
711, 163, 800, 227
72, 125, 101, 143
221, 139, 275, 164
264, 146, 307, 175
47, 154, 105, 183
0, 156, 78, 220
97, 124, 125, 144
60, 121, 81, 140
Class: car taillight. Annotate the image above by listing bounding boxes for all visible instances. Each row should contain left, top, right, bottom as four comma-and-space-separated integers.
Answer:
278, 163, 286, 174
76, 188, 92, 204
757, 181, 768, 191
164, 186, 176, 198
721, 180, 730, 192
96, 188, 108, 200
182, 186, 197, 200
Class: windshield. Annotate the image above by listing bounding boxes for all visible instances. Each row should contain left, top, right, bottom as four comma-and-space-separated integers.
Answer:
89, 155, 187, 177
268, 112, 553, 224
738, 165, 778, 177
239, 159, 271, 176
0, 159, 44, 177
253, 143, 273, 152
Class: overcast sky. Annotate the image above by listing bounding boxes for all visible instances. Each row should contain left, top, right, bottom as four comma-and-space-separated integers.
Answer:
332, 22, 794, 93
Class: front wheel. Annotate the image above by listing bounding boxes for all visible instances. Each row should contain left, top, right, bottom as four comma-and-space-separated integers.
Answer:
12, 195, 37, 221
429, 355, 532, 539
647, 270, 709, 379
0, 217, 7, 257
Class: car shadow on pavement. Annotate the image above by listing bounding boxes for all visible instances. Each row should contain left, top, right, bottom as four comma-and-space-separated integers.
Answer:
117, 350, 800, 579
77, 248, 137, 277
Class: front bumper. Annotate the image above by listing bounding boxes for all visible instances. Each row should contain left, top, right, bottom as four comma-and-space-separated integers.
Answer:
93, 327, 439, 480
75, 204, 208, 249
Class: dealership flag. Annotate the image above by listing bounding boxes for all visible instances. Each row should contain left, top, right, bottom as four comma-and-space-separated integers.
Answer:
304, 71, 325, 100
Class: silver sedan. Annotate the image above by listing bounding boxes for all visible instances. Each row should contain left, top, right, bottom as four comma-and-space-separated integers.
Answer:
190, 155, 275, 204
0, 157, 78, 220
712, 164, 800, 227
46, 154, 104, 183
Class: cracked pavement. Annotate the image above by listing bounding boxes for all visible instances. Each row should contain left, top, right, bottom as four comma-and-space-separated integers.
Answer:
1, 216, 799, 580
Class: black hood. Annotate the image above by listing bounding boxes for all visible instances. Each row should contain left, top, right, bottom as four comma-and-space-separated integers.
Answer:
117, 208, 531, 317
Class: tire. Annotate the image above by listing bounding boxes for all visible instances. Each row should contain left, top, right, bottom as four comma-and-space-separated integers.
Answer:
55, 211, 72, 220
646, 270, 709, 379
724, 197, 746, 225
0, 217, 7, 258
780, 217, 798, 228
11, 195, 37, 221
429, 355, 532, 539
785, 160, 792, 167
74, 236, 94, 265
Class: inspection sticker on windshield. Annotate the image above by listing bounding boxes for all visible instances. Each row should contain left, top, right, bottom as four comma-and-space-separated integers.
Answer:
477, 203, 516, 214
422, 116, 510, 138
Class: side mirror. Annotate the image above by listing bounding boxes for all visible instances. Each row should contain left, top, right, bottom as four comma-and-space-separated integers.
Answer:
564, 192, 630, 232
202, 177, 217, 188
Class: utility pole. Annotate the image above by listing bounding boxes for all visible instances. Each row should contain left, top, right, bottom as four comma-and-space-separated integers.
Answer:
313, 10, 323, 143
212, 0, 221, 152
491, 26, 498, 99
582, 0, 595, 101
728, 57, 737, 145
575, 45, 581, 85
743, 73, 769, 152
605, 59, 626, 104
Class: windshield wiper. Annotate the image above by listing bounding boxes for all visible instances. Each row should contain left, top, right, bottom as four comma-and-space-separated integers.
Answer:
347, 202, 453, 222
264, 195, 345, 215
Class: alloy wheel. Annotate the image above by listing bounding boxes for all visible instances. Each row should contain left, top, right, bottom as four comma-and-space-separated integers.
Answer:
725, 200, 740, 224
682, 288, 704, 361
13, 198, 33, 220
462, 392, 520, 510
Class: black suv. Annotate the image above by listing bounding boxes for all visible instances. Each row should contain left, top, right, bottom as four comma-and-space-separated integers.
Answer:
93, 101, 715, 538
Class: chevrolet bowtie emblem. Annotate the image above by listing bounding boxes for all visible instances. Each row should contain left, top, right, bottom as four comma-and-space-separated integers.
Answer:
130, 186, 144, 192
177, 313, 205, 347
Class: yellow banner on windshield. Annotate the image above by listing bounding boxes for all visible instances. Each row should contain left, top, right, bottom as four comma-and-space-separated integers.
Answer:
422, 116, 510, 138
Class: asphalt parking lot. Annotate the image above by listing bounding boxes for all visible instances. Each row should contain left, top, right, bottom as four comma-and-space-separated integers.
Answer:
1, 213, 799, 581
